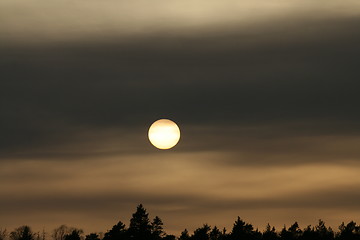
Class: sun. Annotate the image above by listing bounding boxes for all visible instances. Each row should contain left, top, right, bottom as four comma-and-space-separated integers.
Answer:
148, 119, 180, 150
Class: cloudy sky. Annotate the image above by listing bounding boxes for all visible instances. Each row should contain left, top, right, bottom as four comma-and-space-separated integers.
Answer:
1, 0, 360, 236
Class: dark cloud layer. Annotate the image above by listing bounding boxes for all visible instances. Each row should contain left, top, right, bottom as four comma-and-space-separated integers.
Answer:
1, 16, 360, 156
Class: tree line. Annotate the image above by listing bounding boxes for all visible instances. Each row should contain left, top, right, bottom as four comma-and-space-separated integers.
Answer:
1, 204, 360, 240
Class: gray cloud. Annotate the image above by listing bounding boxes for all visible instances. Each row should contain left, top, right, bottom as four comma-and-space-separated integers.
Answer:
1, 0, 359, 43
2, 154, 360, 233
1, 16, 360, 156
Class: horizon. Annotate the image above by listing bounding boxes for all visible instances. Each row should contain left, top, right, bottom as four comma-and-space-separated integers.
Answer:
1, 203, 359, 237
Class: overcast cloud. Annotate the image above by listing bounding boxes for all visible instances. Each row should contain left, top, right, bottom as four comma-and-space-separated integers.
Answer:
1, 0, 360, 236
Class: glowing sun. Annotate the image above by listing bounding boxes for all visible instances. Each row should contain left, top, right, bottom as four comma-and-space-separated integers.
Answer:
148, 119, 180, 149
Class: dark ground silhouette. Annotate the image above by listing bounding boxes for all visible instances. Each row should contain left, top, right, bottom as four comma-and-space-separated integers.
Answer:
2, 204, 360, 240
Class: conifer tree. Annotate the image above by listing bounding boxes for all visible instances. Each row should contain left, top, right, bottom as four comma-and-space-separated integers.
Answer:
128, 204, 152, 240
179, 229, 190, 240
152, 216, 165, 239
103, 221, 127, 240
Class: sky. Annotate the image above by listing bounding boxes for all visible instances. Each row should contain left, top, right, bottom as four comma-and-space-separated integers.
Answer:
1, 0, 360, 236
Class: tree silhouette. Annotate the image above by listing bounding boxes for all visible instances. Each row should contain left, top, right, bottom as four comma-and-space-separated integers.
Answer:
10, 226, 34, 240
179, 229, 190, 240
301, 225, 317, 240
64, 230, 82, 240
289, 222, 302, 239
209, 226, 221, 240
151, 216, 165, 240
192, 224, 211, 240
103, 221, 127, 240
85, 233, 100, 240
337, 221, 360, 240
162, 235, 176, 240
52, 225, 71, 240
263, 224, 278, 240
280, 222, 302, 240
230, 217, 257, 240
280, 225, 289, 240
315, 220, 334, 240
6, 204, 360, 240
128, 204, 152, 240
